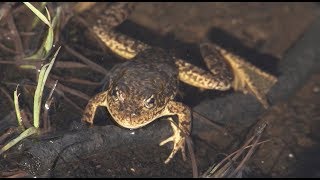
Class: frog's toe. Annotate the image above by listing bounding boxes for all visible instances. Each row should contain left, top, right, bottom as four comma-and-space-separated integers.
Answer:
160, 135, 186, 164
159, 135, 174, 146
159, 121, 187, 164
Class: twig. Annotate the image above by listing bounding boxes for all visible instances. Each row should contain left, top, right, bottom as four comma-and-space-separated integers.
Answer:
43, 80, 58, 132
54, 61, 88, 69
0, 59, 42, 67
47, 78, 90, 101
0, 42, 17, 54
202, 134, 270, 178
192, 110, 229, 134
51, 74, 101, 86
72, 43, 110, 57
2, 170, 30, 178
61, 93, 84, 112
0, 86, 14, 107
0, 2, 16, 22
72, 2, 96, 14
19, 31, 36, 36
3, 79, 88, 109
6, 12, 24, 56
56, 3, 75, 41
40, 79, 84, 112
228, 133, 262, 177
12, 3, 26, 16
63, 43, 109, 75
20, 109, 33, 129
186, 137, 198, 178
214, 136, 255, 177
74, 16, 111, 53
0, 128, 17, 145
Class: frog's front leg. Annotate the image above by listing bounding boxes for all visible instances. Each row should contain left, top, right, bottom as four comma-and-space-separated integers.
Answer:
159, 101, 192, 164
82, 91, 109, 125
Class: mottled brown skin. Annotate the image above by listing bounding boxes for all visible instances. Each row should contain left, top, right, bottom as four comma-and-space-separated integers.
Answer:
84, 48, 178, 128
92, 27, 234, 91
81, 2, 277, 164
82, 48, 192, 163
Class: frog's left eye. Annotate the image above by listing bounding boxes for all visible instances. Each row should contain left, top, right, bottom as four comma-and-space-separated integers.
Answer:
144, 95, 155, 109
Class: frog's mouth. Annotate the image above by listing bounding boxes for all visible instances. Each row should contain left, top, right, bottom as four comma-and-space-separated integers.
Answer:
108, 109, 158, 129
105, 101, 153, 130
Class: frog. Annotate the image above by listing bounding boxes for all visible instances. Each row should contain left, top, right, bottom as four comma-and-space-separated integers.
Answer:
80, 2, 277, 164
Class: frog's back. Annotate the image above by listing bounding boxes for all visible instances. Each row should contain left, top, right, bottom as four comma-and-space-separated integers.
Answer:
133, 47, 178, 76
109, 48, 179, 103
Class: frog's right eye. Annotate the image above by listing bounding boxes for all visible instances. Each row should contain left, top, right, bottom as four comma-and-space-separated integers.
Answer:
111, 87, 119, 101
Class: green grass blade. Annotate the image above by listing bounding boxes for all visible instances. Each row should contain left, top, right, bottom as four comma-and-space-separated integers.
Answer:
44, 25, 54, 54
0, 127, 38, 155
23, 2, 51, 28
13, 85, 25, 130
52, 6, 61, 28
23, 3, 59, 62
33, 47, 61, 128
45, 6, 51, 23
19, 64, 37, 69
25, 22, 54, 61
31, 2, 47, 29
33, 63, 49, 129
42, 47, 61, 85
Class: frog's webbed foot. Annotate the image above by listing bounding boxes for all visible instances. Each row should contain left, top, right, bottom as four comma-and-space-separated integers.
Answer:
159, 101, 191, 164
159, 118, 187, 164
201, 42, 278, 108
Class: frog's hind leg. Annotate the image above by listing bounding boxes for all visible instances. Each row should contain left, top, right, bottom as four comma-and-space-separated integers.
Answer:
92, 28, 150, 60
91, 2, 135, 31
175, 36, 237, 91
89, 2, 150, 59
200, 42, 278, 108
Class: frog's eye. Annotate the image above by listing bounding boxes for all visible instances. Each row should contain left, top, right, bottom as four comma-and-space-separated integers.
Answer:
144, 95, 155, 109
111, 86, 119, 101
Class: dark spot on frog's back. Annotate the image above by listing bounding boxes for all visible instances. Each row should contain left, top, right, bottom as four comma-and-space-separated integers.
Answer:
134, 48, 177, 69
124, 48, 178, 90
